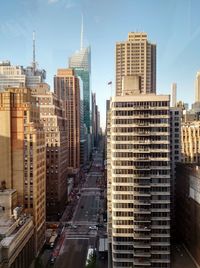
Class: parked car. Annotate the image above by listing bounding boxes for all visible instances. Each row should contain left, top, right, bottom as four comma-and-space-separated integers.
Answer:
89, 226, 98, 230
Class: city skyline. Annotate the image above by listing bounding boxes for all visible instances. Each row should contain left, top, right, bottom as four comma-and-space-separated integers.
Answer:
1, 0, 200, 129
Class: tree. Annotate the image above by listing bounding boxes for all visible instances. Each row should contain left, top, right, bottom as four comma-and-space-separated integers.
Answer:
86, 253, 96, 268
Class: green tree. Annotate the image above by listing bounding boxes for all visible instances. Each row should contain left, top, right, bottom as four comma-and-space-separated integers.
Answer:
86, 253, 96, 268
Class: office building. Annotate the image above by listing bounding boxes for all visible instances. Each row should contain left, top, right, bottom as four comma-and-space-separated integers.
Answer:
80, 99, 88, 166
195, 71, 200, 103
170, 83, 177, 107
0, 189, 35, 268
0, 61, 26, 90
115, 32, 156, 96
0, 87, 46, 255
176, 163, 200, 267
69, 47, 91, 132
107, 94, 171, 268
31, 83, 68, 220
91, 92, 101, 148
54, 68, 80, 174
0, 61, 46, 92
181, 121, 200, 163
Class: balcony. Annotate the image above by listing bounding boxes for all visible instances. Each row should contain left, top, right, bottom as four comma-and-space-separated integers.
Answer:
133, 259, 151, 266
134, 234, 151, 240
134, 251, 151, 257
133, 242, 151, 248
134, 209, 151, 214
133, 226, 151, 232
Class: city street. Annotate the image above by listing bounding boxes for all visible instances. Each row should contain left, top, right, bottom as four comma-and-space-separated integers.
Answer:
49, 148, 106, 268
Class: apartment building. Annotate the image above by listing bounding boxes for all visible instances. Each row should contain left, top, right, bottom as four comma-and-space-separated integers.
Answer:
169, 107, 181, 240
31, 83, 68, 220
54, 68, 80, 174
0, 87, 46, 255
115, 32, 156, 96
107, 94, 171, 268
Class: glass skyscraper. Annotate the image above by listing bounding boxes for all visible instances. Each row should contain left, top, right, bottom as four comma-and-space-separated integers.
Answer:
69, 47, 91, 132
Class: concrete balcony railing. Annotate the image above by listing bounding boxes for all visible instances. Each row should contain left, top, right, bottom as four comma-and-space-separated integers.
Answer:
133, 259, 151, 266
133, 241, 151, 248
133, 234, 151, 240
133, 226, 151, 232
134, 251, 151, 257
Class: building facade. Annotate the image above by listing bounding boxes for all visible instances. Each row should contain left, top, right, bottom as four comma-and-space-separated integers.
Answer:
169, 107, 181, 240
107, 94, 171, 268
195, 71, 200, 103
69, 47, 91, 132
0, 87, 46, 255
170, 83, 177, 107
0, 61, 45, 92
54, 69, 80, 174
176, 163, 200, 267
115, 32, 156, 96
91, 92, 101, 148
181, 121, 200, 163
31, 83, 68, 220
0, 189, 35, 268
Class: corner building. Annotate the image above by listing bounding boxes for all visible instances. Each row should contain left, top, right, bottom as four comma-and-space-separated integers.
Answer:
108, 94, 171, 268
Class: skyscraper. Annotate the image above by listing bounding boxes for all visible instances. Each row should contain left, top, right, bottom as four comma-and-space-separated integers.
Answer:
107, 95, 171, 268
31, 83, 68, 220
54, 68, 80, 174
195, 71, 200, 103
115, 32, 156, 96
68, 18, 91, 132
0, 87, 46, 255
171, 83, 177, 107
107, 33, 171, 268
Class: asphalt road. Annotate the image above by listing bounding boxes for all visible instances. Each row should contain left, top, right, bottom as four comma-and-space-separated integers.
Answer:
73, 194, 99, 223
54, 239, 88, 268
52, 149, 105, 268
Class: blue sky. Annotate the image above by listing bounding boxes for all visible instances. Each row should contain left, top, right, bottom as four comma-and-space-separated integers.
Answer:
1, 0, 200, 129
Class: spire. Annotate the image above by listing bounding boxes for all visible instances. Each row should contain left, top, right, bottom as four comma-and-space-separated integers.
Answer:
32, 30, 36, 74
80, 14, 83, 50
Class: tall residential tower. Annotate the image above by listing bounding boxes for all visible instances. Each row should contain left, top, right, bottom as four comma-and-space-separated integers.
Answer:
107, 33, 171, 268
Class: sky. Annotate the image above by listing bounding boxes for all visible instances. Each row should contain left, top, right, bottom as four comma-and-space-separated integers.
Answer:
1, 0, 200, 129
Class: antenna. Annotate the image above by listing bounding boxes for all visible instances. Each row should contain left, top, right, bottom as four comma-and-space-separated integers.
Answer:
80, 14, 83, 50
32, 30, 36, 74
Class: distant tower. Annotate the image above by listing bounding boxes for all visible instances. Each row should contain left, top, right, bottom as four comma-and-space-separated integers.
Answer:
68, 16, 91, 132
171, 83, 177, 107
32, 31, 36, 74
80, 14, 83, 50
115, 32, 156, 96
195, 71, 200, 102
